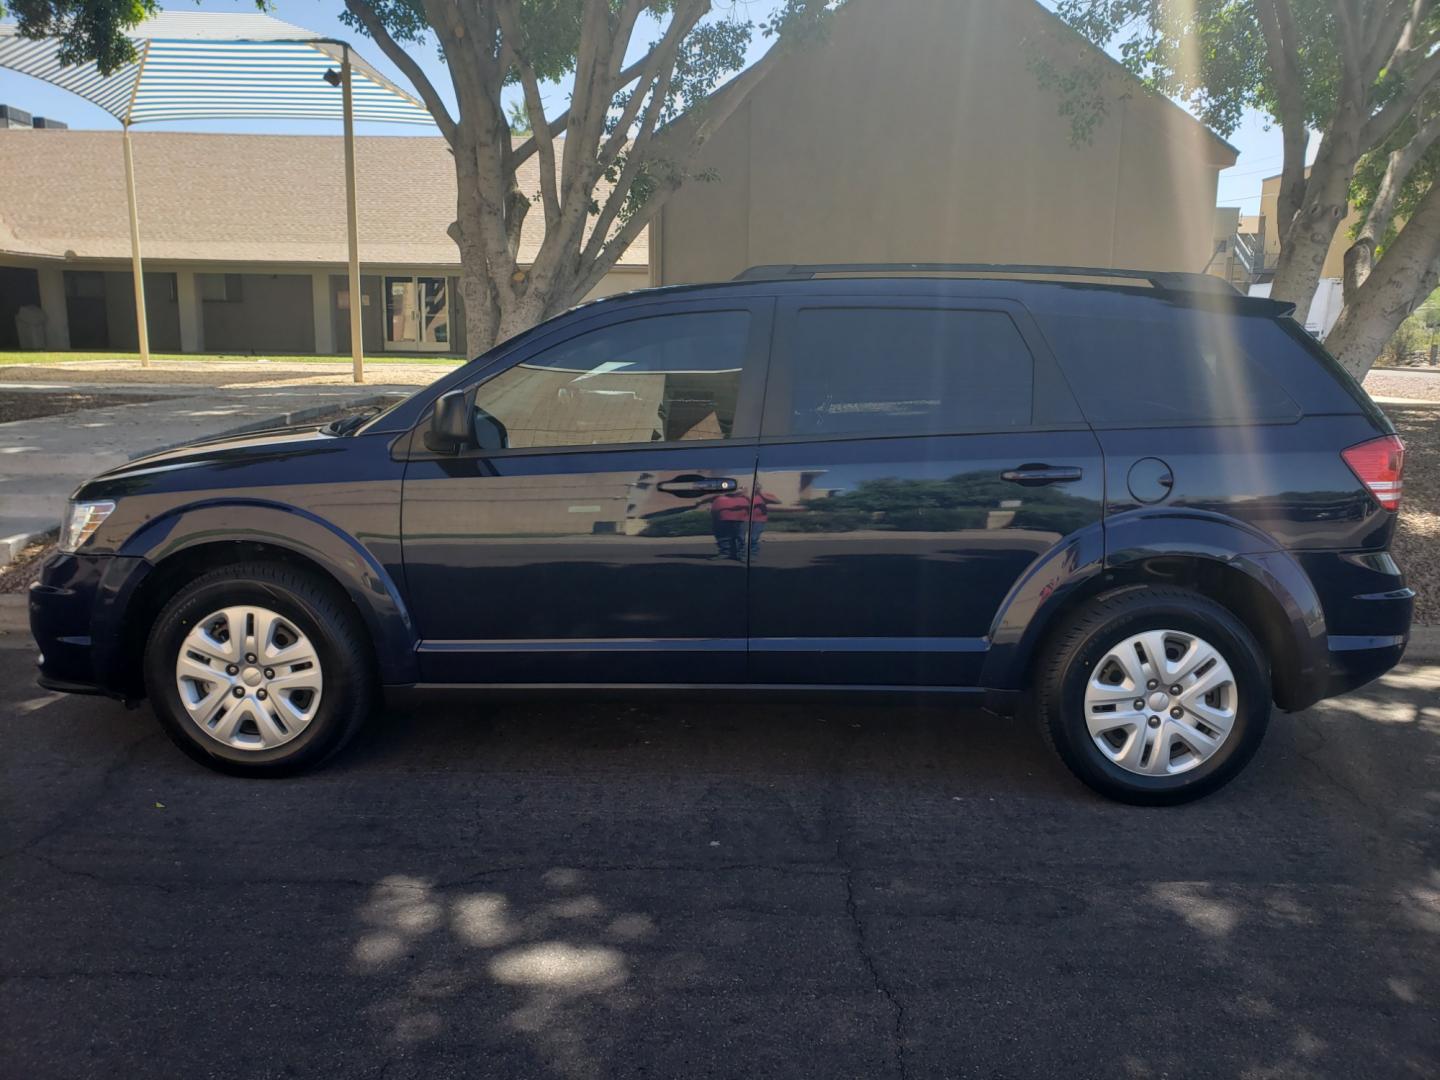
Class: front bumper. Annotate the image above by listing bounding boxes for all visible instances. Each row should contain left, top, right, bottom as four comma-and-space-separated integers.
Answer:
29, 552, 149, 699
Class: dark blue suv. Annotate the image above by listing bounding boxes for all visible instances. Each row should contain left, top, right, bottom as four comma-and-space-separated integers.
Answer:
29, 265, 1412, 802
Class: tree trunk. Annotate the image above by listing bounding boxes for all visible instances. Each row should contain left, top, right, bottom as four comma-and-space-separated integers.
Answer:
1324, 178, 1440, 378
1267, 131, 1360, 318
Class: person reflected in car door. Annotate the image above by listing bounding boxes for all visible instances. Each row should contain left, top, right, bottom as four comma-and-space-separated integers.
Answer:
748, 486, 781, 557
707, 486, 751, 561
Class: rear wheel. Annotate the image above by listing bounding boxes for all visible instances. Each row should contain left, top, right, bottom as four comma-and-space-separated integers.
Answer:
143, 562, 375, 775
1034, 586, 1270, 804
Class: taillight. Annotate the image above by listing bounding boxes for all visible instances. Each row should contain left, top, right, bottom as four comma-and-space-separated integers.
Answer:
1342, 435, 1405, 511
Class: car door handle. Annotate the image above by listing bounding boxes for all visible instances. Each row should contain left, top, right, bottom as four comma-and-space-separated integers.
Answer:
656, 475, 738, 496
1001, 464, 1084, 486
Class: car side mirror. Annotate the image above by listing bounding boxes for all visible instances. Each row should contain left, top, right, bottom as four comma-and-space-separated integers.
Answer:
425, 389, 472, 453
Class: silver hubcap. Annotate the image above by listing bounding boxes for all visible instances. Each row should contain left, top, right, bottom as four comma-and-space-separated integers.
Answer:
1083, 629, 1237, 776
174, 605, 323, 751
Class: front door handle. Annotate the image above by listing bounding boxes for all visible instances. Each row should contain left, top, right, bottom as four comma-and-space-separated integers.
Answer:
656, 474, 738, 497
1001, 464, 1084, 487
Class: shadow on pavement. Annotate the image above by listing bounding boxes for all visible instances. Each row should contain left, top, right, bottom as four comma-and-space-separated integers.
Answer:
1, 645, 1436, 1079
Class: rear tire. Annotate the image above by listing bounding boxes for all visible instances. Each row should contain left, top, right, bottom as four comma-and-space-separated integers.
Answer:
143, 561, 375, 776
1033, 586, 1270, 805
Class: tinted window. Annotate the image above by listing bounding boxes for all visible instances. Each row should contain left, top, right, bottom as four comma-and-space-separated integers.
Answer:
781, 308, 1034, 437
1041, 308, 1301, 424
469, 311, 749, 449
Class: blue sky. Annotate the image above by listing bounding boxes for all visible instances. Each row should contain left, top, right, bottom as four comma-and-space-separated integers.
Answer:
0, 0, 1295, 211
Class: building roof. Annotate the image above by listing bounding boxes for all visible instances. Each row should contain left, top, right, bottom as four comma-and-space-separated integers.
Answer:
0, 128, 648, 269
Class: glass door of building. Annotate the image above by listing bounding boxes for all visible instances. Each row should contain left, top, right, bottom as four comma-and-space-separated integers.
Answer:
384, 275, 450, 352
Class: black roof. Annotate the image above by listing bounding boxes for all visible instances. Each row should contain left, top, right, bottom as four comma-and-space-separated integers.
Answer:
585, 264, 1298, 320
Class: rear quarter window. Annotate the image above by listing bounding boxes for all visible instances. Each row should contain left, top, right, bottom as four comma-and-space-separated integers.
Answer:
1040, 309, 1303, 425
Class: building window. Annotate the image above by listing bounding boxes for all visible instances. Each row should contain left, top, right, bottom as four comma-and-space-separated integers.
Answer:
199, 273, 243, 303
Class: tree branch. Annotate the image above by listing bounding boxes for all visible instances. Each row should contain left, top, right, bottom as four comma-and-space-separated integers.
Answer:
1345, 102, 1440, 297
1361, 46, 1440, 148
596, 0, 708, 173
494, 0, 560, 231
1255, 0, 1309, 230
343, 0, 456, 142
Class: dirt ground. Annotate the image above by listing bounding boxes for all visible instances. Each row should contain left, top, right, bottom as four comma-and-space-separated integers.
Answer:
0, 389, 173, 423
1388, 404, 1440, 625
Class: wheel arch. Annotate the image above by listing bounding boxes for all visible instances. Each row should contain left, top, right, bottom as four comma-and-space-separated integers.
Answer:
984, 513, 1329, 712
107, 502, 418, 695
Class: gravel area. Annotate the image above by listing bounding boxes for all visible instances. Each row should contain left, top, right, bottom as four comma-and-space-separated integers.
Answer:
1387, 404, 1440, 625
1364, 367, 1440, 401
0, 532, 56, 593
0, 359, 455, 389
0, 389, 173, 423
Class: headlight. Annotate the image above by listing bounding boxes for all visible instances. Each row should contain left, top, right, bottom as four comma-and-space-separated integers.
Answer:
59, 500, 116, 553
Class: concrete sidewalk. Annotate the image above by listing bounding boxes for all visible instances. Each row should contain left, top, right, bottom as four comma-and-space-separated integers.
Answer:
0, 383, 411, 563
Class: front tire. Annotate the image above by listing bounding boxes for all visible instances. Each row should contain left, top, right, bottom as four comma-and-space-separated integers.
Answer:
143, 562, 375, 775
1034, 586, 1271, 805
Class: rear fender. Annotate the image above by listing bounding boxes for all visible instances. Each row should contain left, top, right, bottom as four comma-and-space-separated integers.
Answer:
982, 510, 1329, 709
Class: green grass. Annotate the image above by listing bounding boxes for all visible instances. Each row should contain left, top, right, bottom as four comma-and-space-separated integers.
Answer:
0, 350, 464, 366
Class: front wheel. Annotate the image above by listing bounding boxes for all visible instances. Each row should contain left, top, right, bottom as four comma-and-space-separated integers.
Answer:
143, 562, 375, 775
1033, 586, 1271, 805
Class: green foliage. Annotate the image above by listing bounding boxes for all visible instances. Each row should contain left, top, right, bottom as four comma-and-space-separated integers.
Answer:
1380, 310, 1425, 366
507, 98, 533, 135
4, 0, 150, 74
1350, 110, 1440, 254
1046, 0, 1337, 140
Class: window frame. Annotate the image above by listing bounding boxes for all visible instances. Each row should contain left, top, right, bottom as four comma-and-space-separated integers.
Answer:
760, 295, 1086, 444
403, 297, 775, 460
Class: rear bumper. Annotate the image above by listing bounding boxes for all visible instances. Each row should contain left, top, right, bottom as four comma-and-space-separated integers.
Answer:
1296, 550, 1414, 708
1322, 634, 1409, 699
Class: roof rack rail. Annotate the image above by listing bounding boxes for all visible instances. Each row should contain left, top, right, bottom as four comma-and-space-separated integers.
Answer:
731, 263, 1240, 295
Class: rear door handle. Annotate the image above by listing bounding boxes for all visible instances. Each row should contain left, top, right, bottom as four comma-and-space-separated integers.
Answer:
657, 474, 738, 496
1001, 464, 1083, 486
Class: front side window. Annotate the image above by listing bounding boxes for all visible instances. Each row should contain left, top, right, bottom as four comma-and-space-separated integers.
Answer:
780, 307, 1035, 437
469, 310, 750, 449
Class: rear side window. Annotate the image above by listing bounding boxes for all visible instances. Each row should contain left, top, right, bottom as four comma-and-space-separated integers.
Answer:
1042, 309, 1301, 424
780, 307, 1034, 437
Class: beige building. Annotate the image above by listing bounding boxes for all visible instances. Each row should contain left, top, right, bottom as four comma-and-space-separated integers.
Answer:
2, 0, 1238, 356
0, 129, 648, 354
653, 0, 1236, 285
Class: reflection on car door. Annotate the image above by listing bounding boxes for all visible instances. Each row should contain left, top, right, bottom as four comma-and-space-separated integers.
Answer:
401, 300, 771, 685
748, 298, 1104, 687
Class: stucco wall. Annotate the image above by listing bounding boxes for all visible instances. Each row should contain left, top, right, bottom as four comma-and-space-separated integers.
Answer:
204, 273, 316, 354
658, 0, 1232, 285
101, 270, 181, 352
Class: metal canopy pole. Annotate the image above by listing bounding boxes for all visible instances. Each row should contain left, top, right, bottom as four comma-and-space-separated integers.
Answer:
122, 124, 151, 367
341, 48, 365, 384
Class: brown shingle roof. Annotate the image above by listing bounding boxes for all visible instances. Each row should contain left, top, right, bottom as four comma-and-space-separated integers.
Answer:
0, 129, 647, 267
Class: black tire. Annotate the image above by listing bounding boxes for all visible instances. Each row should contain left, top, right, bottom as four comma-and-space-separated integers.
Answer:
143, 561, 375, 776
1033, 586, 1271, 805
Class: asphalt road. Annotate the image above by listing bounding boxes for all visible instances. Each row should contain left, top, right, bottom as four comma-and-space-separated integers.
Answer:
2, 633, 1437, 1080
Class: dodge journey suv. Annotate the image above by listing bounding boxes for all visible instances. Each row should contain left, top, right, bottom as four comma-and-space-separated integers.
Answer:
30, 264, 1412, 803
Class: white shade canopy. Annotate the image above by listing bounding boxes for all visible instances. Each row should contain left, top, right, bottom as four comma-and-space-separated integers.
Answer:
0, 11, 433, 125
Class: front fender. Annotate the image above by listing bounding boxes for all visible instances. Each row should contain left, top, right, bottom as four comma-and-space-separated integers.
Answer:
116, 499, 418, 685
